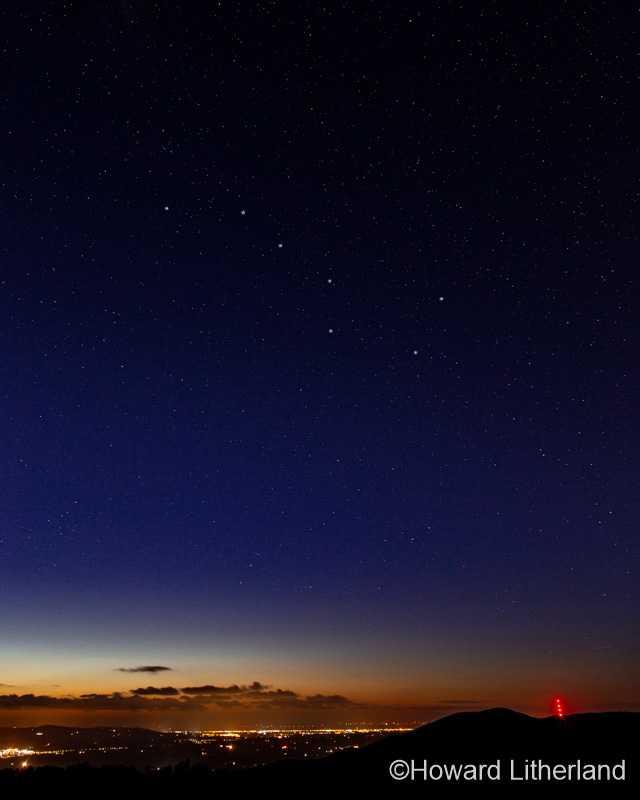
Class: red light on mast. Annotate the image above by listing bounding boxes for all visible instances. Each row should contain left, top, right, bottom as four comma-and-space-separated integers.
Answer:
555, 698, 564, 718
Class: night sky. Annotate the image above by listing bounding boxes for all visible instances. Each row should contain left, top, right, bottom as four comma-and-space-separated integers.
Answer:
1, 1, 638, 729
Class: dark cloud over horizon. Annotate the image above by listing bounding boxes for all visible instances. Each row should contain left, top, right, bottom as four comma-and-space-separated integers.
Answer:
0, 693, 204, 712
0, 687, 498, 718
0, 682, 360, 714
116, 666, 173, 674
179, 682, 268, 695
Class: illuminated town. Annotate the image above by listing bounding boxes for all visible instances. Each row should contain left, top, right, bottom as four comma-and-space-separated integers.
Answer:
0, 726, 411, 771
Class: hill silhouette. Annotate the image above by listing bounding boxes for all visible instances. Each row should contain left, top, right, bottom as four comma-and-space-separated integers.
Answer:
246, 708, 638, 794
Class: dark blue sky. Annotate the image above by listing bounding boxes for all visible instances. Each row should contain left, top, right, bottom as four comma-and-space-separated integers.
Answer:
1, 1, 638, 727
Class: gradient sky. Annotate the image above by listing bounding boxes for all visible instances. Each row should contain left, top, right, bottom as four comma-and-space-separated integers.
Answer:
1, 1, 638, 729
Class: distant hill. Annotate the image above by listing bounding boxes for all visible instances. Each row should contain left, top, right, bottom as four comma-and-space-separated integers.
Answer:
246, 708, 638, 793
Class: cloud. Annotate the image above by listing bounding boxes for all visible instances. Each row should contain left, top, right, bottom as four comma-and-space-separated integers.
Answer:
245, 681, 269, 691
116, 666, 172, 673
246, 688, 298, 699
180, 682, 268, 695
300, 694, 355, 708
0, 694, 61, 708
0, 693, 204, 711
0, 682, 365, 715
249, 692, 359, 710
